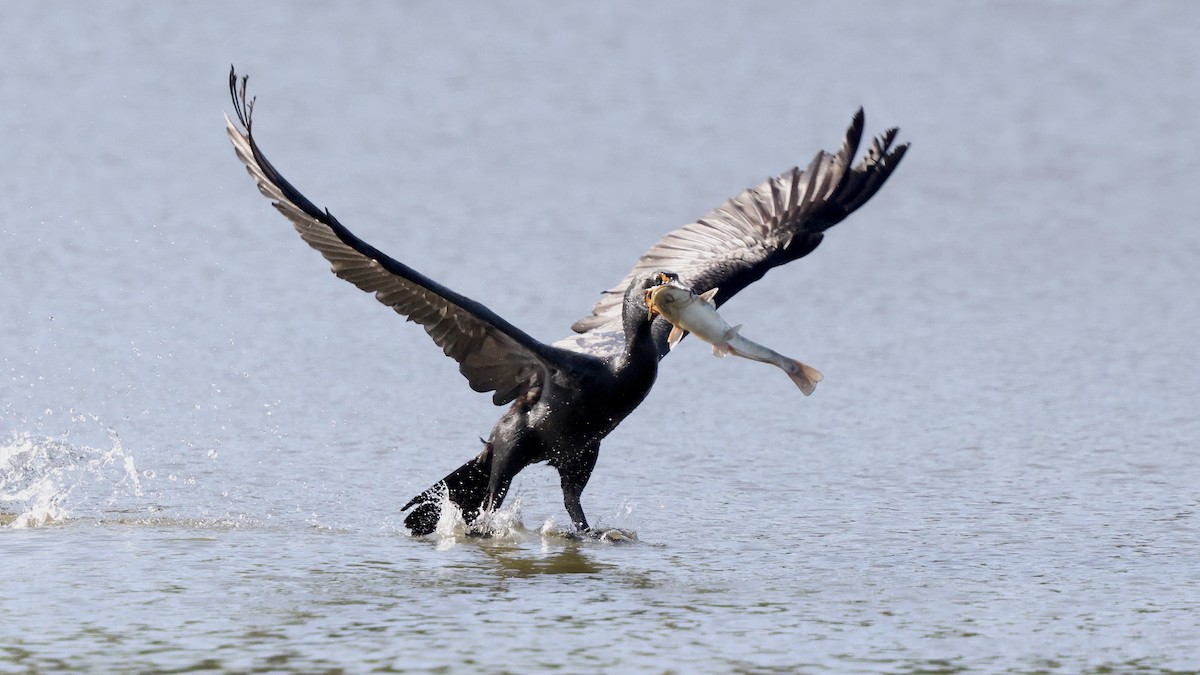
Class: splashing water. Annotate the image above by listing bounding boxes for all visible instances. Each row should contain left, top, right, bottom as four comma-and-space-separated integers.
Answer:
0, 422, 142, 528
421, 489, 529, 550
417, 487, 638, 548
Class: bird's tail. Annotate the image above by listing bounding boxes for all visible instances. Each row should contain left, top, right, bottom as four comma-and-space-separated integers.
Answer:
401, 446, 493, 536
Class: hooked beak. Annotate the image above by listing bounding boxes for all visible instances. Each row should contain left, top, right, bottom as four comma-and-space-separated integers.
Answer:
644, 288, 659, 321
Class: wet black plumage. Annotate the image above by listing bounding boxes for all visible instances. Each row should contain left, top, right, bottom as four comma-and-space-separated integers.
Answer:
225, 68, 908, 535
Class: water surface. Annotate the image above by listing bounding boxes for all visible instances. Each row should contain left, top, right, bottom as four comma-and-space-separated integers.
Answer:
3, 2, 1199, 672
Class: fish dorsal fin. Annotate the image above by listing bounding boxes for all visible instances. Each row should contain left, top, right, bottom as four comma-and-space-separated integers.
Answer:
667, 324, 685, 350
698, 288, 719, 305
724, 324, 742, 341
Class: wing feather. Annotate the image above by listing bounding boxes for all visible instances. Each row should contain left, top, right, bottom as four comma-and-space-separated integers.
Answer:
226, 68, 576, 405
563, 108, 908, 356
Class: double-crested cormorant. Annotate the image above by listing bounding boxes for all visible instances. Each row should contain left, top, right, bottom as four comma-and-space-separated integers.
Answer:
225, 68, 907, 536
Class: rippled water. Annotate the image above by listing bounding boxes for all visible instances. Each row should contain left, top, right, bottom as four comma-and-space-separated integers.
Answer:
4, 2, 1199, 672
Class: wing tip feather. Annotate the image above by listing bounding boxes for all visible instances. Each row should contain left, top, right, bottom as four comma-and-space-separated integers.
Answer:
567, 107, 908, 335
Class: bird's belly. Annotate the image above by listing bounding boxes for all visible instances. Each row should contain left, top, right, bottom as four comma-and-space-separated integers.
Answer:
537, 382, 645, 444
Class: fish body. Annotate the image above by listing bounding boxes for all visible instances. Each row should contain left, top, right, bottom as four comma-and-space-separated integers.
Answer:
646, 285, 823, 395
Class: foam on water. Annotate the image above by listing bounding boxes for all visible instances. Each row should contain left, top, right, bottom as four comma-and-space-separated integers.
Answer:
1, 413, 142, 528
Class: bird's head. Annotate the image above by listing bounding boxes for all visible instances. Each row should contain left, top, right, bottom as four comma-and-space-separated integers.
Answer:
628, 270, 680, 301
622, 270, 681, 336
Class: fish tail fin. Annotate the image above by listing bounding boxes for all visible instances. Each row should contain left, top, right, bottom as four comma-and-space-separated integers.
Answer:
401, 444, 493, 535
786, 359, 824, 396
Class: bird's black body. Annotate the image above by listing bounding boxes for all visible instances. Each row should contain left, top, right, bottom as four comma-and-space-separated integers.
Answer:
402, 274, 666, 533
226, 68, 908, 536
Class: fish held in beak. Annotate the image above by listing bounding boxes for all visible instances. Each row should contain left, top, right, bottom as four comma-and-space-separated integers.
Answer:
643, 275, 684, 320
646, 285, 823, 396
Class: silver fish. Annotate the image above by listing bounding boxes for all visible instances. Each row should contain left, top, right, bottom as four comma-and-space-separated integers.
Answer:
646, 285, 823, 395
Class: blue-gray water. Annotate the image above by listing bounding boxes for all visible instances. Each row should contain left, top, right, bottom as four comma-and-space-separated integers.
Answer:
3, 2, 1199, 672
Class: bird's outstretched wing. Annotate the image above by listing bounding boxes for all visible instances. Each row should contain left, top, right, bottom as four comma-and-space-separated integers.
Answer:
564, 109, 908, 357
226, 68, 571, 406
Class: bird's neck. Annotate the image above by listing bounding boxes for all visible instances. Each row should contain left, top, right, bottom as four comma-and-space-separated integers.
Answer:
618, 315, 661, 373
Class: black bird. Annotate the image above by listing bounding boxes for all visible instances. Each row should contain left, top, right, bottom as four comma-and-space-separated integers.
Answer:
225, 68, 908, 536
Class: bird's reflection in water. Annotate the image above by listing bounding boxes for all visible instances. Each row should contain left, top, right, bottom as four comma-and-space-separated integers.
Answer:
484, 544, 613, 577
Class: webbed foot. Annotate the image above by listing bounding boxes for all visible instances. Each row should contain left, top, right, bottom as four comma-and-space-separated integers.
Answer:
567, 527, 638, 543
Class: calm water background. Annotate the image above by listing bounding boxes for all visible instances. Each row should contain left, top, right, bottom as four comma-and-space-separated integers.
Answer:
3, 2, 1199, 672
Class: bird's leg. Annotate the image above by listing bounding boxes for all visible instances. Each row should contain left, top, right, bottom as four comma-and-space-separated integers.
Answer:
563, 484, 590, 532
474, 481, 510, 525
558, 442, 600, 533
